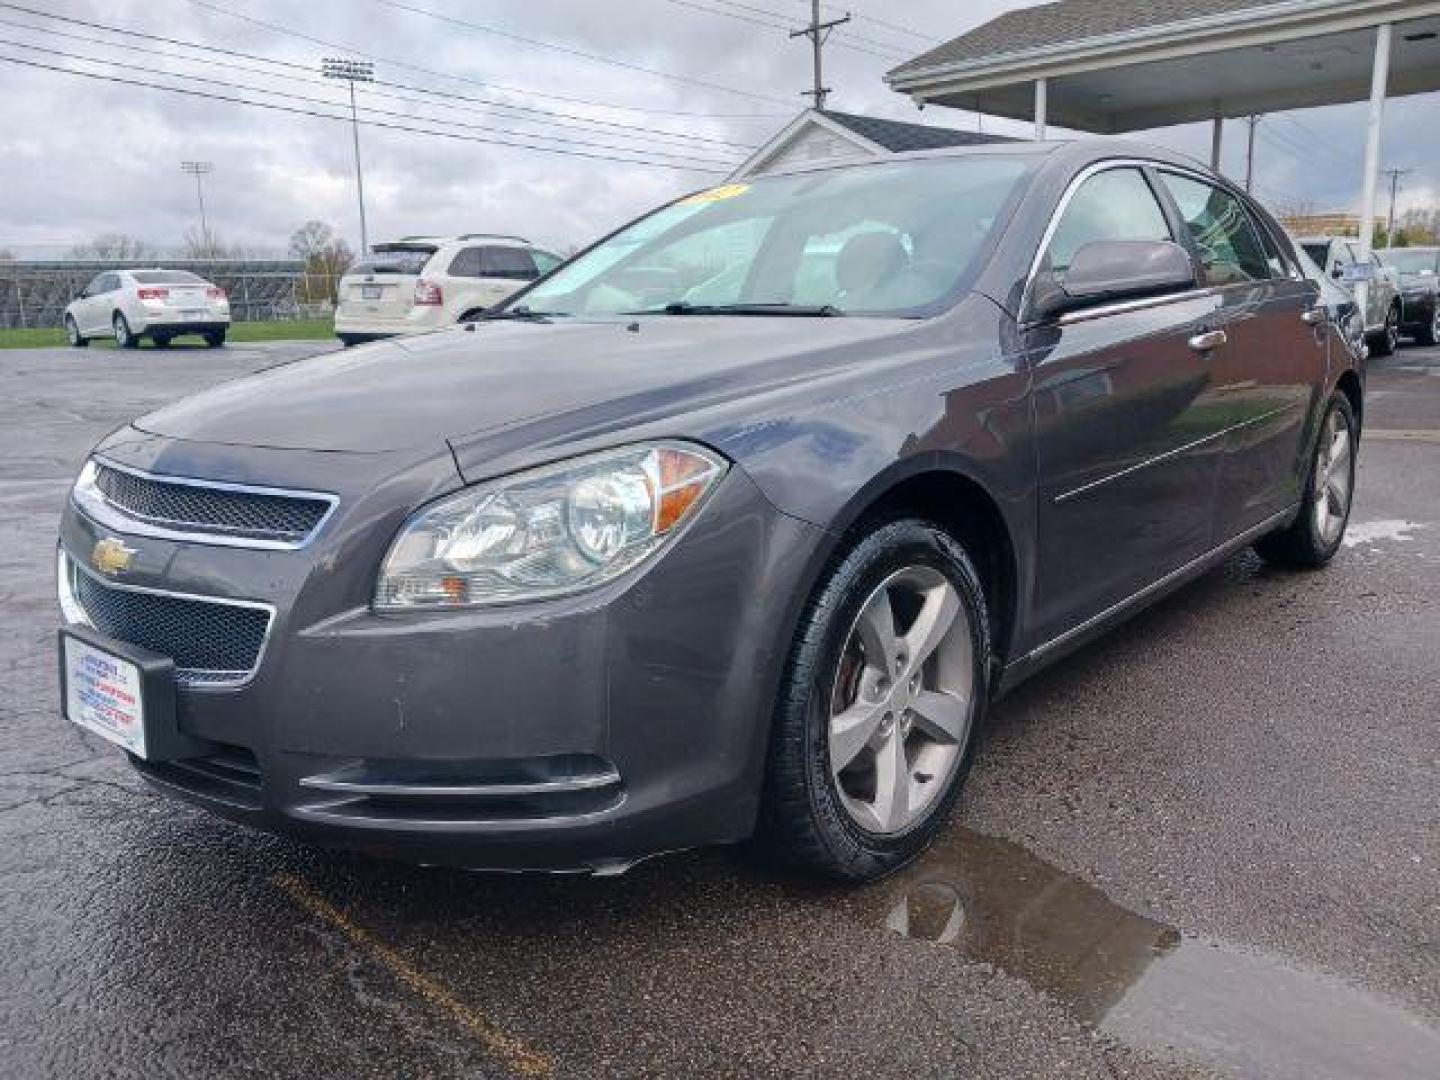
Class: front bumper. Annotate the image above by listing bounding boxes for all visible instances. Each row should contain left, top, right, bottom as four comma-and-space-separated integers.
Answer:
57, 430, 823, 870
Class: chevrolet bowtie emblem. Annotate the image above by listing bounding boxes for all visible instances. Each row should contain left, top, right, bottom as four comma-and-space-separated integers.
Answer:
91, 537, 137, 576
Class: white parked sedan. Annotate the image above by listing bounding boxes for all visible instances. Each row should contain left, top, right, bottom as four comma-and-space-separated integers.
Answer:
64, 269, 231, 349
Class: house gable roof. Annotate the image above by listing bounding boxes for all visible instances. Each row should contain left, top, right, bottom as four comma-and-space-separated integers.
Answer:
817, 109, 1013, 152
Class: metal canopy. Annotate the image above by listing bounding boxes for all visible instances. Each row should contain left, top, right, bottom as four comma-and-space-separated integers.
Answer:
886, 0, 1440, 313
894, 12, 1440, 132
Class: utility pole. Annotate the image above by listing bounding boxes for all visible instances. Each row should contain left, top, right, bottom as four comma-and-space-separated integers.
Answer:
789, 0, 849, 110
1382, 167, 1412, 239
322, 58, 374, 255
1243, 114, 1260, 193
180, 161, 213, 244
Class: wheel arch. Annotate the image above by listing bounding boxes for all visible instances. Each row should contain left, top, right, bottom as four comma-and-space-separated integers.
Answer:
802, 459, 1022, 672
1334, 368, 1364, 435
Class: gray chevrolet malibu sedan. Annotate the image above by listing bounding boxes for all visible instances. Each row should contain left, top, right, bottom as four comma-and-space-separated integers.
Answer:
58, 141, 1364, 881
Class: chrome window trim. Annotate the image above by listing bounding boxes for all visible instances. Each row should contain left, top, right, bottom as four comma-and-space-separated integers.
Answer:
75, 457, 339, 551
1020, 156, 1262, 328
57, 548, 276, 691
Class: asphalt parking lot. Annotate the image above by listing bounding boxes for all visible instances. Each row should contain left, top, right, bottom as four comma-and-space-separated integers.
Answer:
1, 338, 1437, 1079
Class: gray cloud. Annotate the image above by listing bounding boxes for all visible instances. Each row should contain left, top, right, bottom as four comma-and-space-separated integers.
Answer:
0, 0, 1433, 259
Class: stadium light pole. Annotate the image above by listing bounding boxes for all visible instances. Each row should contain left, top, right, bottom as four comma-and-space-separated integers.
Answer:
321, 58, 374, 255
180, 160, 213, 241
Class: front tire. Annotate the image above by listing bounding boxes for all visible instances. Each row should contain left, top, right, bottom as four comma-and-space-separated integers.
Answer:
1254, 391, 1357, 568
64, 316, 88, 348
113, 313, 138, 349
755, 519, 991, 882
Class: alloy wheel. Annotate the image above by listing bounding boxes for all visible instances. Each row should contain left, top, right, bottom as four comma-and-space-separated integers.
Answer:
828, 565, 973, 835
1312, 407, 1354, 547
1385, 309, 1399, 353
65, 317, 79, 345
113, 315, 129, 347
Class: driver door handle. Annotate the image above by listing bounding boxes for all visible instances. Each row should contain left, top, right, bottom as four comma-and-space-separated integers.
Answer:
1188, 329, 1227, 352
1301, 305, 1327, 325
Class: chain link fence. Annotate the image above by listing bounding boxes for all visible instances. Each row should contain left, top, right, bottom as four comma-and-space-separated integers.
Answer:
0, 260, 341, 329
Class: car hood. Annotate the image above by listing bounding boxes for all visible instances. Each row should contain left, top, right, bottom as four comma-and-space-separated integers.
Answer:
133, 317, 920, 456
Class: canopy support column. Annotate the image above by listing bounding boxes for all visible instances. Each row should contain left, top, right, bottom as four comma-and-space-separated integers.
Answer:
1034, 77, 1047, 140
1210, 113, 1223, 170
1357, 22, 1392, 314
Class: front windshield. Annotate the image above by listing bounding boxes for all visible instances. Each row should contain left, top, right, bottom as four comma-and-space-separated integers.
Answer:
517, 156, 1032, 318
1380, 249, 1439, 274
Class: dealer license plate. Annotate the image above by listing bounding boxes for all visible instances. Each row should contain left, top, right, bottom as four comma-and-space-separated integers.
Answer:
63, 635, 149, 757
362, 285, 383, 299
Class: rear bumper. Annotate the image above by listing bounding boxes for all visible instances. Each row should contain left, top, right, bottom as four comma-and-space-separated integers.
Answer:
57, 437, 824, 871
334, 308, 447, 336
138, 321, 229, 337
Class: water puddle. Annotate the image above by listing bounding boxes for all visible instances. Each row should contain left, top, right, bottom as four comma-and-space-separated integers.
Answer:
880, 828, 1440, 1078
1343, 519, 1427, 548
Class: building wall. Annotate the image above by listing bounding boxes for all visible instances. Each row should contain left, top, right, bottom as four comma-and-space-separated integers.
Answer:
751, 124, 876, 176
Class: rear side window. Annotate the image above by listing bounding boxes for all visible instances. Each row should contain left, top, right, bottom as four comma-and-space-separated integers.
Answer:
1301, 242, 1332, 268
1044, 167, 1173, 279
1160, 173, 1272, 285
447, 247, 483, 277
480, 246, 538, 280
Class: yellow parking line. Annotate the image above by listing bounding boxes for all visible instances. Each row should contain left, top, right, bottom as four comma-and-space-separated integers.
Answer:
273, 872, 554, 1078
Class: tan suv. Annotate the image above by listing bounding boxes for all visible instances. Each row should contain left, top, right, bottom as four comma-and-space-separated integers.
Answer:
334, 234, 563, 346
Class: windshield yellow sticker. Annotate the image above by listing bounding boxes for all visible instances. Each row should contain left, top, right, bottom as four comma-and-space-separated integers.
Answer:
680, 183, 750, 204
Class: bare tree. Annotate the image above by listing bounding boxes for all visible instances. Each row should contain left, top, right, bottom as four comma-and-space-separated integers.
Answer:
67, 233, 155, 261
289, 221, 354, 303
181, 225, 230, 260
0, 248, 13, 261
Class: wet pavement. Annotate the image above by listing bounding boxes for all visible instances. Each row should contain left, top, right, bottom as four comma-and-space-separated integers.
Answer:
2, 339, 1437, 1078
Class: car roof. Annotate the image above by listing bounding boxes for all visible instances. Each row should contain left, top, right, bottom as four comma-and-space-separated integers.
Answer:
382, 234, 534, 248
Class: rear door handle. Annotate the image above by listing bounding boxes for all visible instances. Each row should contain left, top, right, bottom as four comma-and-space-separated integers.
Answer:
1188, 329, 1227, 352
1301, 305, 1327, 325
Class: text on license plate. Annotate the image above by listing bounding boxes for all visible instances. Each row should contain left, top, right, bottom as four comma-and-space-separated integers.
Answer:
63, 636, 147, 757
361, 285, 383, 299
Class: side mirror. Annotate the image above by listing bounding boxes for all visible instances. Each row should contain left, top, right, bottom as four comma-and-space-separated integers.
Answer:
1033, 240, 1195, 320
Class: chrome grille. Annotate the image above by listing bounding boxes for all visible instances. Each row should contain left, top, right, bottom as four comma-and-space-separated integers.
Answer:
93, 463, 332, 546
69, 565, 271, 686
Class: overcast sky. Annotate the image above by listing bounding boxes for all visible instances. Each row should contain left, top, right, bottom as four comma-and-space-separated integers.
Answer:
0, 0, 1435, 258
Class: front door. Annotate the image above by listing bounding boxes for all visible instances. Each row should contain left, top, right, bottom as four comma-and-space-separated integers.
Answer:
1024, 165, 1225, 646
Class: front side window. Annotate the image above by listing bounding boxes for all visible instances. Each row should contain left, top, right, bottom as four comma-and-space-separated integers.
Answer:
83, 274, 105, 296
1161, 173, 1272, 285
1044, 167, 1172, 279
518, 156, 1034, 317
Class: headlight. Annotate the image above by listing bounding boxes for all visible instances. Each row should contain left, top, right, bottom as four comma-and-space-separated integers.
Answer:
374, 441, 727, 610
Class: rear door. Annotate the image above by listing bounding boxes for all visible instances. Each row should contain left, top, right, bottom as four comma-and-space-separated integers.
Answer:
340, 244, 436, 324
1155, 172, 1328, 537
1025, 164, 1225, 644
478, 246, 540, 305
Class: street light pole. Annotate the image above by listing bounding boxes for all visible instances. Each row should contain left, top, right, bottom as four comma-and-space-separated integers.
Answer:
180, 160, 213, 241
322, 58, 374, 255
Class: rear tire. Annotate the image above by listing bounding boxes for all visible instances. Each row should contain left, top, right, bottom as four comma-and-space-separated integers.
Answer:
65, 316, 88, 348
204, 330, 226, 348
1254, 391, 1357, 568
754, 518, 990, 883
1416, 303, 1440, 347
337, 334, 360, 348
113, 313, 138, 349
153, 334, 172, 349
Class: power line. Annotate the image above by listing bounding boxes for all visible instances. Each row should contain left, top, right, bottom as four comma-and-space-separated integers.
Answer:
806, 1, 942, 47
0, 12, 760, 154
159, 1, 784, 120
0, 36, 742, 167
665, 0, 909, 61
0, 53, 734, 173
365, 0, 795, 106
0, 4, 762, 151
